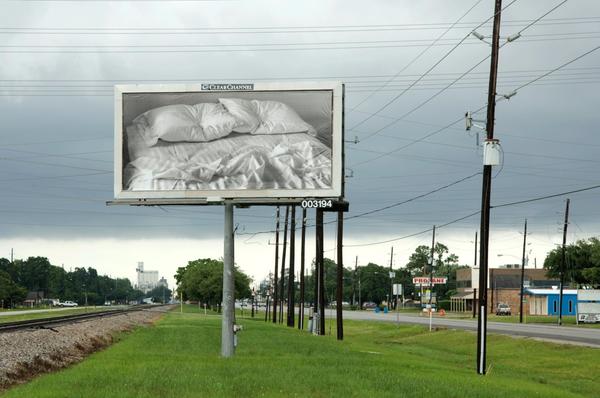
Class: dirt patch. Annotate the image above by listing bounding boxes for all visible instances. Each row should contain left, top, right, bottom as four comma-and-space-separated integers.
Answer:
0, 307, 169, 391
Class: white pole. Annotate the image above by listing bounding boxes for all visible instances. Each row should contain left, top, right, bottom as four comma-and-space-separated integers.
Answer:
221, 202, 235, 357
429, 307, 433, 332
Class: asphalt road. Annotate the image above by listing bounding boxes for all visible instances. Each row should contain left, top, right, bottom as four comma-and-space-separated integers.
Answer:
339, 310, 600, 347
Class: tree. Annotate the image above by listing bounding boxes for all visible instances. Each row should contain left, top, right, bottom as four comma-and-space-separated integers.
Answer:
174, 258, 252, 307
148, 285, 172, 303
0, 270, 27, 308
356, 263, 389, 305
405, 243, 462, 301
544, 237, 600, 287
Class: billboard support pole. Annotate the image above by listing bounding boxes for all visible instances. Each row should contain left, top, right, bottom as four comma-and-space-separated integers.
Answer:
336, 210, 344, 340
287, 205, 296, 327
272, 206, 280, 323
298, 208, 307, 330
280, 206, 289, 323
316, 208, 325, 335
221, 202, 235, 357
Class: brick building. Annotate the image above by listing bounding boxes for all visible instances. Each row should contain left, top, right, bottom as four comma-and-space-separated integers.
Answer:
450, 266, 559, 315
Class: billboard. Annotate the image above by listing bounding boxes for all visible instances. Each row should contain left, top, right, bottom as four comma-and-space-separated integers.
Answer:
114, 82, 343, 203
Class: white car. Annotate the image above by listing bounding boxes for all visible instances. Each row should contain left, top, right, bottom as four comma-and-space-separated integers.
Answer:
60, 301, 79, 307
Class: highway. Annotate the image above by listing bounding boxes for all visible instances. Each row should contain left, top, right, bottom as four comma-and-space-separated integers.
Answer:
339, 310, 600, 347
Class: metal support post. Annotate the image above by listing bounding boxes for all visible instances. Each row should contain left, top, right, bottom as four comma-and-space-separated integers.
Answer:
221, 202, 235, 358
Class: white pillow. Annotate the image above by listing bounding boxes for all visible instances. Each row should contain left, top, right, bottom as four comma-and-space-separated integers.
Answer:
194, 103, 238, 141
250, 100, 317, 136
218, 98, 261, 133
133, 103, 235, 146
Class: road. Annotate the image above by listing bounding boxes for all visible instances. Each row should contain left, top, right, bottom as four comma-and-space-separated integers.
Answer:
338, 310, 600, 347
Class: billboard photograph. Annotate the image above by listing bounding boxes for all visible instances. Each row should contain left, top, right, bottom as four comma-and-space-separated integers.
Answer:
114, 82, 343, 202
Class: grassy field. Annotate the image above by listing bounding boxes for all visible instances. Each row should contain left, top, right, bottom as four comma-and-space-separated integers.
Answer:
0, 307, 115, 324
3, 305, 599, 398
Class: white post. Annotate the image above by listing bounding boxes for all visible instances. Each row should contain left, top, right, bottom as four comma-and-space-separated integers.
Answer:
221, 202, 235, 357
429, 306, 433, 332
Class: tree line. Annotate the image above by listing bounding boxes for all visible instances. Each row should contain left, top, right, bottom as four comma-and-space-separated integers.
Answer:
0, 256, 145, 308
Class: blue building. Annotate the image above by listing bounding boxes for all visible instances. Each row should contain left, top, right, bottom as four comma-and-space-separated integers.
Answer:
525, 288, 578, 316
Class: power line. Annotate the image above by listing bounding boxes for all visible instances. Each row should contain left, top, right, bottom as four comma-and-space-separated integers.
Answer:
349, 0, 569, 147
348, 0, 484, 114
349, 0, 518, 133
491, 184, 600, 209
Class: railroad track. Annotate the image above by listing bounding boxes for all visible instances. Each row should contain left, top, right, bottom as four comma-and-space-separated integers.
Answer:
0, 305, 160, 333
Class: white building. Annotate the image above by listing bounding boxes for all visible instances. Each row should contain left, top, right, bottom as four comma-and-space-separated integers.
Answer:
136, 262, 159, 293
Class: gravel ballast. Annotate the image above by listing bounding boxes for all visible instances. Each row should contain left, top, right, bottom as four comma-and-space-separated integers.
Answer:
0, 307, 168, 390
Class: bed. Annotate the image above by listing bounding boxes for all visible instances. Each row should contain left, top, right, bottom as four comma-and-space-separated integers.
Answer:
123, 104, 332, 192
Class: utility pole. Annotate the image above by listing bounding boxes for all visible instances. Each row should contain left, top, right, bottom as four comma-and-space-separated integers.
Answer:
287, 205, 296, 327
316, 209, 325, 335
389, 246, 394, 309
352, 256, 358, 306
558, 199, 570, 326
429, 226, 436, 305
10, 248, 13, 263
336, 210, 344, 340
280, 206, 289, 323
272, 206, 280, 323
519, 219, 527, 323
298, 208, 307, 330
474, 232, 478, 267
477, 0, 503, 376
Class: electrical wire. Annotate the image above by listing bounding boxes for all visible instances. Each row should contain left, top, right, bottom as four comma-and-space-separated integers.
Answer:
348, 0, 484, 115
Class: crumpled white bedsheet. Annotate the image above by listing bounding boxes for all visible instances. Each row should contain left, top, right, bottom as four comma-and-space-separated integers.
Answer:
124, 124, 332, 191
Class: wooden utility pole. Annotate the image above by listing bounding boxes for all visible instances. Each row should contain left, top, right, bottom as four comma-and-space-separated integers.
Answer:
389, 246, 394, 309
477, 0, 503, 376
519, 219, 527, 323
336, 210, 344, 340
298, 208, 307, 330
474, 231, 478, 267
280, 206, 289, 323
558, 199, 570, 326
429, 226, 436, 305
316, 209, 325, 335
352, 256, 358, 306
272, 206, 280, 323
287, 205, 296, 327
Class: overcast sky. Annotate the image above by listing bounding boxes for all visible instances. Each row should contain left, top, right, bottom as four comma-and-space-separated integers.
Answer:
1, 0, 599, 289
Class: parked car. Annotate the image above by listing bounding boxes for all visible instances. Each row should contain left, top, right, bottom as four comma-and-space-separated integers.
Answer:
60, 301, 78, 307
496, 303, 511, 316
362, 301, 377, 309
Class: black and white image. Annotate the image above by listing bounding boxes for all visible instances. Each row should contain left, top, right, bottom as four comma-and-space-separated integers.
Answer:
115, 83, 343, 201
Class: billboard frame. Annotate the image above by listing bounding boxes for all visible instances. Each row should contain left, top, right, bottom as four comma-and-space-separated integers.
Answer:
111, 81, 344, 206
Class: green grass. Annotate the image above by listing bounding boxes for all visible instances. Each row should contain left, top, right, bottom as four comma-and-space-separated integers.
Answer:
3, 306, 599, 398
0, 307, 113, 324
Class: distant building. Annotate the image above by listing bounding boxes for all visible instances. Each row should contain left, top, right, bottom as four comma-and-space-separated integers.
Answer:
450, 267, 560, 314
157, 277, 168, 289
136, 262, 159, 293
526, 288, 578, 316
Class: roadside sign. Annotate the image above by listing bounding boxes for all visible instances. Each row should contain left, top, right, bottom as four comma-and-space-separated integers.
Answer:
389, 271, 396, 278
393, 284, 402, 295
412, 277, 447, 286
